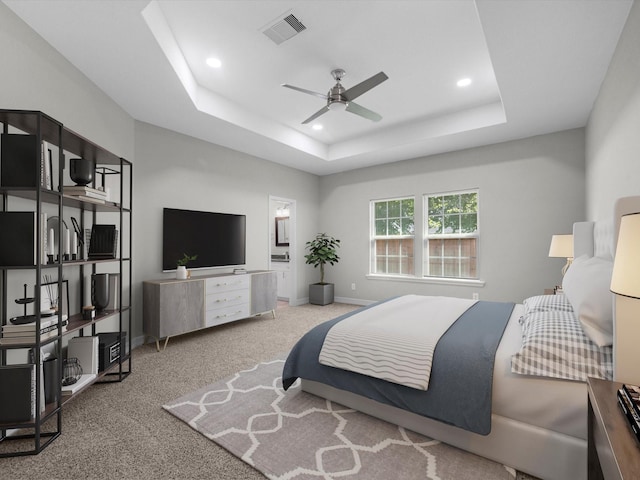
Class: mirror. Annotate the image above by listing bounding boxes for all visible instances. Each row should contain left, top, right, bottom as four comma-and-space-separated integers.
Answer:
275, 216, 290, 246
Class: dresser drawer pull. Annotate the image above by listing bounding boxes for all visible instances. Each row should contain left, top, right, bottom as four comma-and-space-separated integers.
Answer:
215, 295, 243, 303
215, 310, 243, 319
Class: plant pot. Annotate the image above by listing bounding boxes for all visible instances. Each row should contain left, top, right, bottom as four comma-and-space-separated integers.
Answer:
176, 265, 187, 280
309, 283, 334, 306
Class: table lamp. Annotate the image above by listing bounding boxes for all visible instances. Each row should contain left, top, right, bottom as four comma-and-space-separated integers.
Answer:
549, 234, 574, 276
611, 213, 640, 299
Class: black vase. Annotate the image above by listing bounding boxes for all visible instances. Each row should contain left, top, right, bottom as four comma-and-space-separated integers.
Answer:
44, 357, 59, 404
92, 273, 110, 311
70, 158, 95, 186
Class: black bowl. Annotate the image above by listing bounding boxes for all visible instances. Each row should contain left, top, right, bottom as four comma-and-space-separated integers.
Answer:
70, 158, 95, 186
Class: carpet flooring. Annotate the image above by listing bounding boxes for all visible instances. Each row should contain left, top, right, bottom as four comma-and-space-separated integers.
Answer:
165, 357, 523, 480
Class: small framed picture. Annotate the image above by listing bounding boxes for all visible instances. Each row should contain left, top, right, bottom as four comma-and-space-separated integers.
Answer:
39, 279, 69, 320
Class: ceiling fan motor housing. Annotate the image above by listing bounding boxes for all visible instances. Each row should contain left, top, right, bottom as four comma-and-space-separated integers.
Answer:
328, 83, 348, 109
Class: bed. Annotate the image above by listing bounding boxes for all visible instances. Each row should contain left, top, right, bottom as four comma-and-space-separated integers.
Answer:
283, 196, 640, 480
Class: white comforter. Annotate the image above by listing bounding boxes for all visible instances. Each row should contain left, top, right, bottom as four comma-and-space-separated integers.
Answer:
318, 295, 477, 390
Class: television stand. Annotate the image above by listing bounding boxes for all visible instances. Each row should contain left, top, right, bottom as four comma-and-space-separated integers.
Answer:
143, 270, 277, 351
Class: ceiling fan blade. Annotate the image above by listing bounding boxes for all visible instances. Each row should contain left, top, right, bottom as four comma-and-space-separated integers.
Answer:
282, 84, 328, 100
342, 72, 388, 102
345, 102, 383, 122
302, 105, 330, 124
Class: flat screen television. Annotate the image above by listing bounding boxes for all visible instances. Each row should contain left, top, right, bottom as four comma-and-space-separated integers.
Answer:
162, 208, 246, 271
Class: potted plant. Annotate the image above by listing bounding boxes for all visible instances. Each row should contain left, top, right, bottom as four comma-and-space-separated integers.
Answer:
176, 253, 197, 279
305, 233, 340, 305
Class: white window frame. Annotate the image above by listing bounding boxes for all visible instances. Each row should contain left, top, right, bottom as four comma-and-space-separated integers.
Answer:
369, 196, 415, 276
423, 189, 479, 280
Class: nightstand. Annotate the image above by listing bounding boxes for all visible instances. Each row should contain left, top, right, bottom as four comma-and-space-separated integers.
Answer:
587, 377, 640, 479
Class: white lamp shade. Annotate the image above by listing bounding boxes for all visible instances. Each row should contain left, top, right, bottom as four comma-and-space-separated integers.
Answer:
611, 213, 640, 299
548, 234, 574, 258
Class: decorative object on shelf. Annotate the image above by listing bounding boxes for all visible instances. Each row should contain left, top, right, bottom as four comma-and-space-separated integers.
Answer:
46, 216, 69, 263
70, 216, 83, 260
0, 364, 36, 422
10, 283, 37, 325
88, 224, 118, 259
91, 273, 110, 311
40, 278, 69, 320
82, 305, 96, 320
69, 157, 95, 186
0, 211, 37, 266
43, 356, 59, 404
176, 253, 197, 280
0, 133, 39, 188
42, 275, 57, 312
95, 166, 119, 202
305, 233, 340, 305
42, 141, 53, 190
61, 357, 83, 386
64, 185, 107, 204
98, 332, 126, 372
548, 234, 574, 276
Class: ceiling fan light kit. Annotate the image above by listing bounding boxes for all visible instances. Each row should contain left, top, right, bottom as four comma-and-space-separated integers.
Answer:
283, 69, 388, 124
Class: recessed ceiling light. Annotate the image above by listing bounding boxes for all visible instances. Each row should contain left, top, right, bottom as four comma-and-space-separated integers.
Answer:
312, 124, 323, 131
457, 78, 472, 87
206, 57, 222, 68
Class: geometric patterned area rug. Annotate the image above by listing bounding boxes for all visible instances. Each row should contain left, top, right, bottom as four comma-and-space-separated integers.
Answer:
164, 358, 527, 480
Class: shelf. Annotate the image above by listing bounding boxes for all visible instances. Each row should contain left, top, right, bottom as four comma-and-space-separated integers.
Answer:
0, 187, 124, 212
0, 257, 130, 270
65, 308, 130, 336
0, 310, 127, 348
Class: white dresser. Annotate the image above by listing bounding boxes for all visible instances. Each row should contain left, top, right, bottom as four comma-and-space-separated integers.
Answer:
205, 275, 250, 328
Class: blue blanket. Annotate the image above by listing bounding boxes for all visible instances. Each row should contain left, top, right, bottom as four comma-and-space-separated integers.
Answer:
282, 298, 514, 435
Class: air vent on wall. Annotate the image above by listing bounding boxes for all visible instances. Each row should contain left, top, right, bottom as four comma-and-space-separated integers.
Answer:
262, 13, 306, 45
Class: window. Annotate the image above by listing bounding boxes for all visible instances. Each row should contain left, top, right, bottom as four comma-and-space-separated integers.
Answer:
371, 197, 415, 275
425, 190, 478, 279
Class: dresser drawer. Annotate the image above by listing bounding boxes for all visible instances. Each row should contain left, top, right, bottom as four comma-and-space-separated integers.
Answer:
205, 289, 249, 311
205, 275, 249, 293
205, 304, 250, 328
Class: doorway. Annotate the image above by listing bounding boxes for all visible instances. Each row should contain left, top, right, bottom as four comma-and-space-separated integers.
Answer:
269, 196, 297, 306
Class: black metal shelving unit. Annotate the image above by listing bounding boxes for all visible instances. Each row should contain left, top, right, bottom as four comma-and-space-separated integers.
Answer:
0, 110, 132, 456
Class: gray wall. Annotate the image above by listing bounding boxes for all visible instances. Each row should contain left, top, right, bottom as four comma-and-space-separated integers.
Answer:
320, 129, 585, 304
586, 0, 640, 220
0, 3, 134, 161
133, 121, 321, 326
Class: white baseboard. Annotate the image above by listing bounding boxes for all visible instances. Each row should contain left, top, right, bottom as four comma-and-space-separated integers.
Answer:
334, 296, 371, 306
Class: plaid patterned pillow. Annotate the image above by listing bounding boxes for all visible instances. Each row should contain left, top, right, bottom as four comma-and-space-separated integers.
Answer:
522, 294, 573, 314
519, 294, 574, 331
511, 309, 613, 382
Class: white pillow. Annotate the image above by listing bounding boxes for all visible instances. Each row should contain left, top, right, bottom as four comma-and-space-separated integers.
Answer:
562, 255, 614, 347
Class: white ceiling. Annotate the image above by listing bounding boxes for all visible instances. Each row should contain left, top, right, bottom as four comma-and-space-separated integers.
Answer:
3, 0, 632, 175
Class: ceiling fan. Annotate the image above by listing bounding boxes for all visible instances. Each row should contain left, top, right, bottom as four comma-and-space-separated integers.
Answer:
282, 69, 388, 124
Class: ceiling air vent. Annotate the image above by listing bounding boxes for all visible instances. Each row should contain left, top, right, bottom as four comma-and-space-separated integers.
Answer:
262, 13, 306, 45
